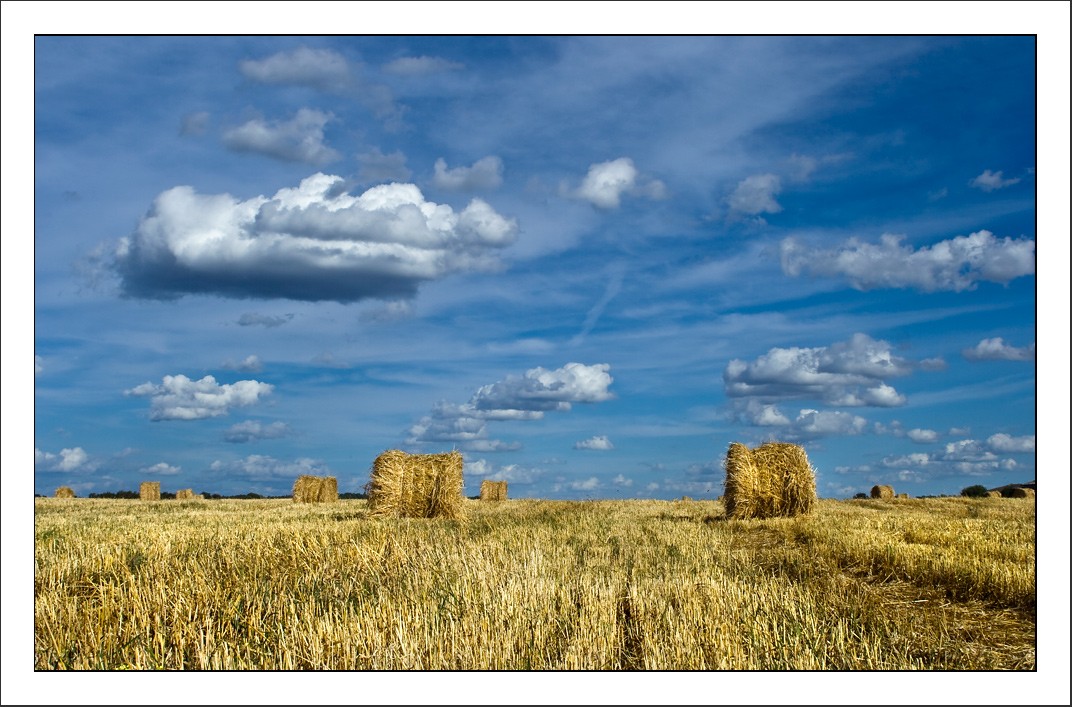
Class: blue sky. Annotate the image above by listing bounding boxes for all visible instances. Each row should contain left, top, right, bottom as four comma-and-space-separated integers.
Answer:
17, 26, 1062, 501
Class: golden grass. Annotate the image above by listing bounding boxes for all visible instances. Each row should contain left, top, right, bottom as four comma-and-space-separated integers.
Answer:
723, 441, 816, 519
33, 496, 1034, 671
479, 480, 508, 501
139, 481, 160, 501
367, 449, 464, 519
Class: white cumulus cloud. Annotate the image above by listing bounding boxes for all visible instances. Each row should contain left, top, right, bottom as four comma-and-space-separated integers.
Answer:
962, 337, 1035, 361
970, 169, 1021, 192
986, 433, 1034, 453
114, 173, 518, 302
780, 231, 1035, 292
222, 108, 340, 166
907, 428, 939, 443
35, 447, 91, 472
724, 333, 910, 408
574, 435, 614, 450
572, 157, 665, 209
142, 462, 181, 476
433, 156, 503, 191
240, 47, 353, 91
209, 455, 331, 480
728, 173, 782, 216
126, 374, 273, 421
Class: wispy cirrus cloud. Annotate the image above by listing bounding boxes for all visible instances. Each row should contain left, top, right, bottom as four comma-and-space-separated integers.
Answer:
969, 169, 1021, 192
224, 420, 292, 444
240, 47, 354, 92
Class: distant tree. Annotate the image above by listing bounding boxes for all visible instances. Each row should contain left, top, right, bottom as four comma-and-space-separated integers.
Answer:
960, 484, 989, 498
853, 492, 868, 500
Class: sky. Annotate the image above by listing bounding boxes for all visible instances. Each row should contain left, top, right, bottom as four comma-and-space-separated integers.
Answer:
24, 31, 1057, 501
6, 4, 1071, 704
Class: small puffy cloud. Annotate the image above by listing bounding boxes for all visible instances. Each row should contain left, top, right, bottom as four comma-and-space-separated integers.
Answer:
142, 462, 181, 476
572, 157, 666, 209
728, 173, 782, 216
114, 173, 518, 303
224, 420, 292, 443
210, 455, 330, 480
736, 403, 867, 440
962, 337, 1035, 361
238, 312, 294, 328
987, 433, 1034, 453
970, 169, 1021, 192
907, 428, 939, 443
126, 374, 273, 421
574, 435, 614, 451
223, 355, 263, 373
780, 230, 1035, 292
568, 476, 601, 491
240, 47, 353, 91
612, 474, 633, 488
471, 363, 614, 413
356, 148, 412, 184
223, 108, 340, 166
433, 156, 503, 191
180, 111, 210, 136
408, 363, 614, 451
882, 437, 1023, 477
383, 55, 464, 76
35, 447, 92, 472
724, 333, 910, 408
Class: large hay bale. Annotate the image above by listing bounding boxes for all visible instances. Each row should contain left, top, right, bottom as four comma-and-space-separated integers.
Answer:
139, 481, 161, 501
367, 449, 465, 520
987, 490, 1003, 498
1004, 486, 1035, 499
54, 486, 75, 499
292, 475, 338, 503
175, 488, 195, 500
723, 441, 816, 520
870, 484, 895, 499
479, 479, 508, 501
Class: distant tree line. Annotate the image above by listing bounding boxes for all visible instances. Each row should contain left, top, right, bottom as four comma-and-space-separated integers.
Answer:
54, 490, 371, 500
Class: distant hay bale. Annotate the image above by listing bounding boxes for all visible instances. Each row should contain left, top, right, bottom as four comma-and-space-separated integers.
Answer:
292, 475, 338, 503
723, 441, 816, 520
870, 484, 895, 500
139, 481, 161, 501
480, 479, 508, 501
54, 486, 75, 499
897, 493, 909, 499
367, 449, 465, 520
987, 490, 1003, 498
175, 488, 195, 500
1004, 486, 1035, 499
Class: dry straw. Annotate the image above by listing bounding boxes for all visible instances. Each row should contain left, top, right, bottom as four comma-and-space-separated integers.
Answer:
139, 481, 161, 501
987, 490, 1003, 498
723, 441, 816, 520
54, 486, 75, 499
479, 479, 508, 501
175, 488, 195, 500
1004, 487, 1035, 499
367, 449, 465, 520
870, 484, 895, 500
292, 475, 338, 503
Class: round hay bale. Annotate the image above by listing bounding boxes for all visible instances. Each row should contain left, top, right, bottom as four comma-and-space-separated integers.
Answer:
1004, 486, 1035, 499
987, 490, 1003, 498
723, 441, 816, 519
54, 486, 76, 499
897, 493, 909, 499
870, 484, 894, 499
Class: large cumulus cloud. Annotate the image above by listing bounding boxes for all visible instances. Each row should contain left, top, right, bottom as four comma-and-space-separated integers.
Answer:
126, 374, 273, 421
113, 173, 518, 302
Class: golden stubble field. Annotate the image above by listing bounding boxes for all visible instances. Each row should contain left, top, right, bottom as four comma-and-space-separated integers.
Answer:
34, 496, 1035, 671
